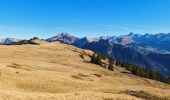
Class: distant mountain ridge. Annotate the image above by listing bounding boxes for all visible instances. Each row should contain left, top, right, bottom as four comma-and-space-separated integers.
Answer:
46, 32, 79, 44
108, 32, 170, 53
0, 38, 21, 44
73, 37, 99, 48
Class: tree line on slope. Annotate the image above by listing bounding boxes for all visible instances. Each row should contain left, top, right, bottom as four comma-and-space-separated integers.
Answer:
116, 61, 170, 84
90, 52, 170, 84
90, 52, 115, 71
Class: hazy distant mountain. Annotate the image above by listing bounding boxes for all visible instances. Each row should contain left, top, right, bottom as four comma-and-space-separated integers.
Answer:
46, 32, 79, 44
109, 32, 170, 53
7, 37, 47, 45
129, 33, 170, 51
73, 37, 99, 48
0, 38, 21, 44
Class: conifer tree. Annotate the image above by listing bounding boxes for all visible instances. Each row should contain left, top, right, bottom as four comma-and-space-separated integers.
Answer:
108, 58, 114, 71
96, 54, 102, 66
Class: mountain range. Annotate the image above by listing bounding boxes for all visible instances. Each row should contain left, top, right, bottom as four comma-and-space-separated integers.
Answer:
1, 32, 170, 77
45, 32, 170, 77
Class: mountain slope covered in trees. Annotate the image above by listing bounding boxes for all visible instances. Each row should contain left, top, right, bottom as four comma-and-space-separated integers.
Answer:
82, 39, 170, 77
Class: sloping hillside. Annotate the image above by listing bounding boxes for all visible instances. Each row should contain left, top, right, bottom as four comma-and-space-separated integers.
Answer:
0, 42, 169, 100
82, 39, 170, 77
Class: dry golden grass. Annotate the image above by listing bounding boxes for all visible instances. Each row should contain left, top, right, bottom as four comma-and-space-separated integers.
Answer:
0, 41, 169, 100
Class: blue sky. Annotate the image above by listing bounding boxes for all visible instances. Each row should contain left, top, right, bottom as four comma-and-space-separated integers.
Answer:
0, 0, 170, 39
